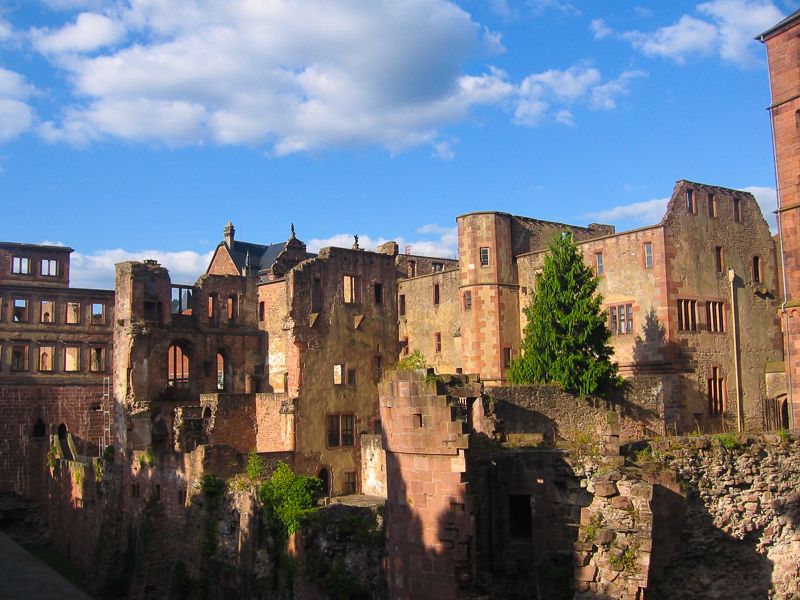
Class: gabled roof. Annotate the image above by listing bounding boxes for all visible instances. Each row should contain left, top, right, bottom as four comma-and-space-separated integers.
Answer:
224, 240, 287, 273
757, 9, 800, 41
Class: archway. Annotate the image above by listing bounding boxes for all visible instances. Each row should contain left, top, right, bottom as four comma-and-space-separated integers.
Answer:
317, 467, 330, 497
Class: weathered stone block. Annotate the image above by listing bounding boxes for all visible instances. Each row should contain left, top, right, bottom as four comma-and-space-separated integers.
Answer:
594, 480, 618, 497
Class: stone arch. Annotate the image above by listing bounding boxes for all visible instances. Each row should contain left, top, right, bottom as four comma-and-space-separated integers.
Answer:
317, 466, 330, 497
167, 340, 193, 388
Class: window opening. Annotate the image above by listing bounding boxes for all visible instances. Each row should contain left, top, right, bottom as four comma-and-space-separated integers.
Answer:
167, 344, 190, 388
686, 189, 695, 213
595, 252, 604, 276
374, 355, 382, 383
433, 283, 440, 305
434, 332, 442, 353
66, 302, 80, 324
508, 495, 533, 541
677, 299, 697, 332
707, 367, 725, 415
326, 414, 355, 447
39, 346, 54, 372
398, 294, 406, 316
207, 293, 217, 322
312, 277, 323, 312
479, 247, 490, 267
227, 295, 237, 321
343, 471, 357, 495
64, 346, 80, 372
333, 364, 344, 385
608, 304, 633, 335
91, 303, 106, 324
413, 413, 423, 428
644, 242, 653, 269
753, 256, 762, 284
347, 368, 357, 385
432, 262, 444, 272
503, 347, 512, 368
13, 299, 28, 322
374, 283, 383, 304
317, 468, 330, 496
706, 301, 725, 333
407, 260, 417, 277
463, 291, 472, 311
11, 256, 30, 274
343, 275, 362, 303
41, 259, 58, 276
170, 286, 193, 315
733, 198, 742, 222
11, 345, 28, 371
714, 247, 724, 273
31, 419, 46, 438
40, 300, 55, 323
258, 301, 265, 321
217, 351, 226, 391
707, 193, 717, 218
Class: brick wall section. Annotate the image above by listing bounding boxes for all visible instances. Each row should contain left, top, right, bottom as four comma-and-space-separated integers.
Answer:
199, 393, 257, 453
255, 392, 294, 452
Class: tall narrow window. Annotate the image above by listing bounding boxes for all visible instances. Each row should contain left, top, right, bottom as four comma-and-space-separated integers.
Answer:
227, 295, 237, 321
66, 302, 80, 324
686, 189, 695, 213
707, 193, 717, 218
38, 346, 54, 372
41, 259, 58, 276
434, 332, 442, 353
11, 257, 30, 274
167, 344, 190, 388
595, 252, 604, 276
90, 347, 106, 372
341, 415, 354, 445
258, 301, 265, 321
398, 294, 406, 316
91, 303, 106, 324
13, 299, 28, 323
216, 352, 225, 390
463, 291, 472, 310
347, 368, 357, 385
503, 347, 512, 368
753, 256, 762, 284
343, 471, 357, 495
433, 283, 440, 305
327, 415, 341, 446
714, 247, 724, 273
707, 367, 725, 415
373, 355, 382, 383
677, 299, 697, 332
208, 293, 217, 322
479, 247, 490, 267
374, 283, 383, 304
343, 275, 362, 303
407, 260, 417, 277
333, 364, 344, 385
508, 495, 533, 541
171, 287, 192, 315
11, 345, 28, 371
733, 197, 742, 223
644, 242, 653, 269
312, 277, 323, 312
64, 346, 81, 372
706, 301, 725, 333
40, 300, 55, 324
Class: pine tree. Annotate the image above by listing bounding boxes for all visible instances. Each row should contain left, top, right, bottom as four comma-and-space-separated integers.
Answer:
508, 231, 620, 397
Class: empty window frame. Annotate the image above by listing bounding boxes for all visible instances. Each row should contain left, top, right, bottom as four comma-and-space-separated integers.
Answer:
40, 300, 55, 324
733, 197, 742, 223
38, 346, 54, 372
217, 352, 226, 390
686, 189, 695, 213
11, 256, 30, 274
706, 301, 725, 333
503, 347, 512, 368
327, 414, 354, 447
11, 345, 28, 371
398, 294, 406, 316
66, 302, 81, 324
373, 355, 382, 384
343, 275, 362, 303
89, 346, 106, 372
434, 332, 442, 353
207, 293, 217, 322
333, 364, 344, 385
595, 252, 604, 276
144, 301, 161, 323
343, 471, 357, 495
479, 247, 490, 267
707, 193, 717, 218
312, 277, 323, 312
64, 346, 81, 372
401, 337, 409, 356
41, 259, 58, 277
609, 304, 633, 335
13, 299, 29, 322
91, 303, 106, 325
374, 283, 383, 304
714, 247, 724, 273
167, 344, 190, 388
707, 367, 725, 415
508, 495, 533, 541
258, 301, 265, 321
171, 286, 193, 315
227, 295, 237, 321
432, 262, 444, 272
347, 367, 357, 385
407, 260, 417, 277
753, 256, 762, 284
433, 283, 440, 305
463, 291, 472, 311
677, 299, 698, 332
644, 242, 653, 269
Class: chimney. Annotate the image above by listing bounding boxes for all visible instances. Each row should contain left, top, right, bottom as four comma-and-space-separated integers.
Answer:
224, 221, 235, 248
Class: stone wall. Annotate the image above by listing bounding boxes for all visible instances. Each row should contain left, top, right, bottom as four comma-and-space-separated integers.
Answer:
360, 433, 386, 497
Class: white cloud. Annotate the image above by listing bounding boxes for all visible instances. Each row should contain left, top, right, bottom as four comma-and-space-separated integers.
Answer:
32, 12, 126, 55
582, 198, 670, 226
308, 224, 458, 258
590, 18, 612, 40
623, 0, 784, 66
741, 185, 777, 230
433, 140, 456, 160
0, 17, 12, 41
0, 68, 36, 141
70, 248, 215, 289
514, 64, 642, 126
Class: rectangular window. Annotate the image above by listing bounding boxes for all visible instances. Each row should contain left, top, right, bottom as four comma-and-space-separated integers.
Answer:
11, 345, 28, 371
91, 303, 106, 325
401, 337, 409, 356
413, 413, 423, 428
644, 242, 653, 269
609, 304, 633, 335
13, 299, 28, 323
227, 296, 236, 321
706, 301, 725, 333
341, 415, 354, 445
66, 302, 81, 324
433, 283, 440, 305
64, 346, 81, 372
707, 193, 717, 218
503, 347, 512, 368
374, 283, 383, 304
327, 414, 354, 447
479, 247, 490, 267
258, 301, 265, 321
595, 252, 604, 276
41, 259, 58, 276
327, 415, 340, 446
343, 275, 362, 303
312, 277, 323, 312
407, 260, 417, 277
434, 332, 442, 353
343, 471, 357, 495
171, 287, 192, 315
11, 256, 30, 274
40, 300, 55, 323
733, 197, 742, 223
508, 495, 533, 541
753, 256, 762, 284
677, 299, 697, 332
686, 189, 695, 213
347, 368, 357, 385
333, 364, 344, 385
463, 291, 472, 310
89, 347, 106, 372
707, 367, 725, 415
432, 262, 444, 272
374, 355, 382, 384
208, 293, 217, 320
144, 301, 160, 323
714, 247, 724, 273
38, 345, 54, 372
398, 294, 406, 316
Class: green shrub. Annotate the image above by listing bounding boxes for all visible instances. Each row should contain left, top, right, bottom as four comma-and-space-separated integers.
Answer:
778, 428, 789, 443
47, 445, 59, 468
397, 350, 427, 371
609, 542, 639, 572
259, 462, 322, 537
583, 514, 604, 544
246, 451, 267, 481
200, 473, 226, 507
716, 432, 741, 451
138, 447, 154, 469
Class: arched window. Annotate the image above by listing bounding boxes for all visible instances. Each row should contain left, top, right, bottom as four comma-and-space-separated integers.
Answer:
216, 351, 226, 391
167, 343, 190, 388
753, 255, 762, 284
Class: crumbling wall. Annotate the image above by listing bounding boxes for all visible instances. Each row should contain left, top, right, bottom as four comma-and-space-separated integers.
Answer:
360, 433, 386, 497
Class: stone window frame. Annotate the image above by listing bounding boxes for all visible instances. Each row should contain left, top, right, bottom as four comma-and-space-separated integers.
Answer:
595, 252, 604, 276
434, 332, 442, 354
503, 347, 512, 368
89, 345, 107, 373
643, 241, 653, 269
433, 283, 440, 305
753, 255, 762, 284
686, 189, 696, 214
40, 299, 56, 324
13, 297, 29, 323
608, 303, 634, 336
38, 344, 55, 372
91, 302, 106, 325
705, 300, 725, 333
167, 342, 191, 388
398, 294, 406, 316
11, 256, 30, 275
733, 197, 742, 223
40, 258, 58, 277
342, 471, 357, 495
707, 365, 726, 415
463, 291, 472, 311
479, 247, 490, 267
677, 298, 698, 332
65, 301, 81, 325
707, 193, 717, 218
64, 344, 82, 373
326, 413, 355, 448
11, 344, 29, 371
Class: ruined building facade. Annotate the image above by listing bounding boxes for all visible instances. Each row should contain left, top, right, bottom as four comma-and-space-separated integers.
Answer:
0, 242, 114, 501
760, 10, 800, 430
399, 181, 783, 433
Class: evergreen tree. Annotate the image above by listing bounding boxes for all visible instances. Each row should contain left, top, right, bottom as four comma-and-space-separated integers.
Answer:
508, 231, 621, 397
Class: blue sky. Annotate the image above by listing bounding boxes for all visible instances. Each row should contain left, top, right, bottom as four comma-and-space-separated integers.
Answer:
0, 0, 793, 287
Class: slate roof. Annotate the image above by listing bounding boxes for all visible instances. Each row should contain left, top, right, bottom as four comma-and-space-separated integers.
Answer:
224, 240, 287, 273
757, 9, 800, 41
